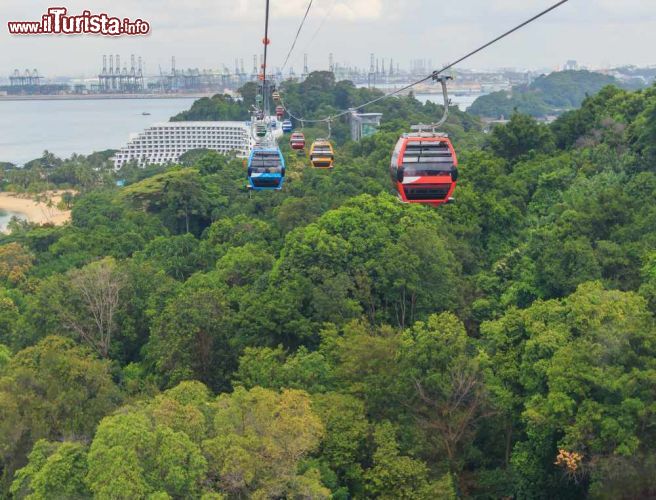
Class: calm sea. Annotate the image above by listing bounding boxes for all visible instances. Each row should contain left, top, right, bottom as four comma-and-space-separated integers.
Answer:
0, 98, 197, 166
415, 93, 483, 110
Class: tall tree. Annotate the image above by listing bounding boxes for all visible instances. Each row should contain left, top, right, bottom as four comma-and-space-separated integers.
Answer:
64, 258, 125, 358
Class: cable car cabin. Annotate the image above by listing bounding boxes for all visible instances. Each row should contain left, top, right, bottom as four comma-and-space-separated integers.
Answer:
309, 140, 334, 169
276, 106, 285, 119
290, 132, 306, 150
255, 122, 268, 138
272, 91, 281, 103
390, 134, 458, 207
282, 120, 293, 133
247, 148, 285, 191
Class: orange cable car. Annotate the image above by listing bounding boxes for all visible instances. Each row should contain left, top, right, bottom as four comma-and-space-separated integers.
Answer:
390, 133, 458, 206
389, 76, 458, 207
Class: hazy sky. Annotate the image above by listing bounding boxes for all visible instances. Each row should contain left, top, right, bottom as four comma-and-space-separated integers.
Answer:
1, 0, 654, 78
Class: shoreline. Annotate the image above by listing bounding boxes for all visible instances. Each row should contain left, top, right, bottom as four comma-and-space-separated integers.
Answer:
0, 192, 72, 232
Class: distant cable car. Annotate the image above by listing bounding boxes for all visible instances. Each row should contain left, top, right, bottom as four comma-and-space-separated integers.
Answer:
276, 106, 285, 119
290, 132, 306, 150
309, 139, 334, 169
255, 121, 268, 138
282, 120, 293, 133
247, 148, 285, 191
389, 133, 458, 206
272, 91, 281, 103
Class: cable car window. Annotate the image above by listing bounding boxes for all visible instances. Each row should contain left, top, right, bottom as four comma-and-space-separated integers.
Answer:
250, 152, 282, 173
402, 164, 454, 177
391, 141, 402, 167
401, 141, 454, 176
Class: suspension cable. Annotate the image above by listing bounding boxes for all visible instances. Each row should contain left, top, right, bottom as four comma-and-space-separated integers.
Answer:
281, 0, 314, 73
262, 0, 271, 84
254, 0, 273, 146
281, 0, 570, 123
300, 0, 337, 59
286, 0, 337, 71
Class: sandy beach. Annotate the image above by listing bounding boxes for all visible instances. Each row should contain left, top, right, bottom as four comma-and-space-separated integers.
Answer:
0, 191, 72, 231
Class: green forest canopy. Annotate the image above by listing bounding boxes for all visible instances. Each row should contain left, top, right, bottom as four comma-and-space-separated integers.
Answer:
1, 74, 656, 498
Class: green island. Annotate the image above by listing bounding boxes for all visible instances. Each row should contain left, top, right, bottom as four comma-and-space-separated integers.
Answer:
468, 69, 644, 119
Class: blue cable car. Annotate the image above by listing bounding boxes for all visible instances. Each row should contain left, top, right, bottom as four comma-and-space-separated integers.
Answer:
247, 148, 285, 191
282, 120, 293, 133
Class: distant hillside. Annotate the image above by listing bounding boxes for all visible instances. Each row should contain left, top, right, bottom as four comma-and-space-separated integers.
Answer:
170, 93, 251, 122
468, 70, 621, 119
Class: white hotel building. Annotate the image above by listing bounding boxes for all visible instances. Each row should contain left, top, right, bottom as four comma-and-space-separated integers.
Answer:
112, 121, 254, 169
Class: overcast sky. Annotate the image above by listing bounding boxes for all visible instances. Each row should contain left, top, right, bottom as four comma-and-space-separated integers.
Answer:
1, 0, 654, 78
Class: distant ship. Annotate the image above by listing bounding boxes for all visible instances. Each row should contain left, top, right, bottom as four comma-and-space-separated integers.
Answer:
142, 112, 151, 116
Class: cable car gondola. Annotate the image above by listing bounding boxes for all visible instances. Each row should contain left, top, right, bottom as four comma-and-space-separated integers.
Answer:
247, 148, 285, 191
309, 139, 334, 169
282, 120, 293, 133
276, 106, 285, 120
272, 91, 281, 103
390, 132, 458, 206
290, 132, 306, 150
254, 121, 268, 138
389, 76, 458, 207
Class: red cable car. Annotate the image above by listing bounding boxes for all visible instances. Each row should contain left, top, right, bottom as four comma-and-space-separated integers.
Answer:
290, 132, 306, 150
389, 76, 458, 207
390, 133, 458, 207
276, 106, 284, 120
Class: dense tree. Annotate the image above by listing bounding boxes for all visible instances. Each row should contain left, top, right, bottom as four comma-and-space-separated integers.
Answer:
171, 94, 250, 122
488, 113, 556, 162
0, 242, 33, 285
146, 274, 236, 391
203, 386, 328, 498
11, 440, 90, 499
400, 313, 492, 471
0, 337, 120, 489
312, 392, 368, 491
87, 412, 207, 498
136, 233, 211, 280
482, 282, 656, 497
273, 194, 461, 331
122, 168, 219, 235
364, 422, 456, 499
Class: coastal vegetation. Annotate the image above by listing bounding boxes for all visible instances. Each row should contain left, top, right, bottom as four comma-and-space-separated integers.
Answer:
468, 69, 636, 118
0, 75, 655, 498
